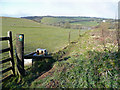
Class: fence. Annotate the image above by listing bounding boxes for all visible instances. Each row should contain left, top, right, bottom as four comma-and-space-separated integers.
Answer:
0, 31, 15, 83
0, 31, 55, 84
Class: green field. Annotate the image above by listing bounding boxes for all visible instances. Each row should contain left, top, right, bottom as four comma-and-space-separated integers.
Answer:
2, 17, 81, 54
70, 21, 99, 26
41, 17, 71, 24
41, 17, 99, 26
33, 16, 100, 27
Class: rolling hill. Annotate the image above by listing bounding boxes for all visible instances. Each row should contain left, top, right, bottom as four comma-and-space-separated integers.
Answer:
22, 16, 113, 27
2, 17, 81, 53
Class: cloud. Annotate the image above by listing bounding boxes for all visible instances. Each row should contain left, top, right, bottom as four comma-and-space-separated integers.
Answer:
0, 0, 119, 3
0, 0, 118, 18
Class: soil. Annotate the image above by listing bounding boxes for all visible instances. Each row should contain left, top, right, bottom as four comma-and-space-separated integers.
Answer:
36, 65, 56, 80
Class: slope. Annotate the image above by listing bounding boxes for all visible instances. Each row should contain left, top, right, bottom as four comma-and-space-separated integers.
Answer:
1, 17, 80, 53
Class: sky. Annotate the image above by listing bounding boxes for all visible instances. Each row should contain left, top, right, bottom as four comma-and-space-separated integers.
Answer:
0, 0, 119, 19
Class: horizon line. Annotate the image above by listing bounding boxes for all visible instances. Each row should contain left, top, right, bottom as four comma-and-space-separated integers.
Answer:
0, 15, 115, 19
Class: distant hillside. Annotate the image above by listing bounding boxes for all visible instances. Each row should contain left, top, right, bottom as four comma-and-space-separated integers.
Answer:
21, 16, 114, 30
21, 16, 43, 23
21, 16, 113, 23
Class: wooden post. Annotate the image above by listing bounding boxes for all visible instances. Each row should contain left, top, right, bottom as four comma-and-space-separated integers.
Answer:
16, 34, 25, 76
68, 31, 71, 44
79, 30, 81, 37
8, 31, 15, 76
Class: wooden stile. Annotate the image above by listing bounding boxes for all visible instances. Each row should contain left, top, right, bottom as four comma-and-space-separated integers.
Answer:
0, 67, 12, 74
7, 31, 15, 76
0, 58, 12, 64
0, 37, 9, 41
16, 34, 25, 76
0, 31, 15, 83
0, 48, 10, 54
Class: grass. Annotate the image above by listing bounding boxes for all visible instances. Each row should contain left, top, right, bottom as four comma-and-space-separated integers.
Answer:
41, 17, 71, 24
41, 17, 92, 24
1, 17, 82, 85
2, 17, 81, 54
70, 21, 99, 26
1, 17, 119, 88
30, 28, 119, 88
47, 51, 119, 88
41, 17, 99, 27
1, 17, 84, 88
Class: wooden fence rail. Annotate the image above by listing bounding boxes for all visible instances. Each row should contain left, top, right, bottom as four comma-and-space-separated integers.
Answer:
0, 37, 10, 41
0, 47, 10, 54
0, 31, 15, 83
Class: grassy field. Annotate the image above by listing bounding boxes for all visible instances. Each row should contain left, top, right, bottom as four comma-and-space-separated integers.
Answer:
70, 21, 99, 26
41, 17, 71, 24
2, 17, 82, 54
1, 17, 81, 82
40, 17, 100, 26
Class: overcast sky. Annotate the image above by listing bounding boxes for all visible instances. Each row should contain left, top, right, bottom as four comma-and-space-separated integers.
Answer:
0, 0, 119, 18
